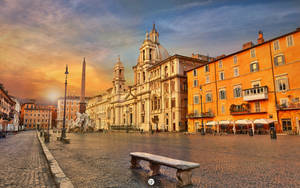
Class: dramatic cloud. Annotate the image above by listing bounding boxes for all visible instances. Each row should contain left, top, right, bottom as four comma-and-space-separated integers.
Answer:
0, 0, 299, 103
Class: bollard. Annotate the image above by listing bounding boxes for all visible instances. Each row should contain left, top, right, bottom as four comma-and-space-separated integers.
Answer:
249, 128, 254, 136
201, 128, 205, 135
269, 123, 277, 140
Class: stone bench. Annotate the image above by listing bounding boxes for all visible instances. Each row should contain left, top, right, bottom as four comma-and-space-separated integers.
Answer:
130, 152, 200, 187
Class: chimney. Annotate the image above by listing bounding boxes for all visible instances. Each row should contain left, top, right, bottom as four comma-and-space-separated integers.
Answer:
257, 30, 264, 44
243, 41, 254, 50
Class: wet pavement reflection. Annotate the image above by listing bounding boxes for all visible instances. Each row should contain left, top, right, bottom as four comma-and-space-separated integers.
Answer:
48, 132, 300, 187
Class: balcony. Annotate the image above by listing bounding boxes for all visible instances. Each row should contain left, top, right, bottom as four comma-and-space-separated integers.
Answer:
277, 103, 300, 111
243, 86, 268, 101
186, 111, 214, 119
230, 103, 267, 115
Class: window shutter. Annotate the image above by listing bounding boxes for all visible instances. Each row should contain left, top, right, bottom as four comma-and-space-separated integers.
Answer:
282, 55, 285, 65
285, 78, 289, 90
275, 79, 279, 92
256, 63, 259, 71
274, 57, 278, 66
250, 64, 253, 72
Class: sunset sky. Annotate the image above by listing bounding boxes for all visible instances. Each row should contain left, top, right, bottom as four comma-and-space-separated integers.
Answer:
0, 0, 299, 103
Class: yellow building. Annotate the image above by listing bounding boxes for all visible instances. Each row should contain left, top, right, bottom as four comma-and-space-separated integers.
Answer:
187, 28, 300, 134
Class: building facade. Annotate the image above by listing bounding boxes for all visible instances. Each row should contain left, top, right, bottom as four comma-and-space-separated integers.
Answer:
87, 24, 208, 132
56, 96, 88, 129
187, 28, 300, 134
0, 84, 15, 131
22, 102, 55, 130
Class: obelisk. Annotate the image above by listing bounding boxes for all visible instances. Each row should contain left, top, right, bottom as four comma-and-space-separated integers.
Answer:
79, 57, 86, 113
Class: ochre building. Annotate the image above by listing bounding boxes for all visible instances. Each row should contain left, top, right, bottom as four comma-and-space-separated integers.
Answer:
22, 102, 56, 130
187, 28, 300, 134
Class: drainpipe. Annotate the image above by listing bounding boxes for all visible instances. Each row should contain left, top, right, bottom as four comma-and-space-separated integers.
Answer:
268, 43, 280, 131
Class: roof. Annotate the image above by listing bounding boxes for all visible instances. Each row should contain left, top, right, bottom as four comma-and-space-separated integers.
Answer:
147, 54, 208, 71
186, 28, 300, 73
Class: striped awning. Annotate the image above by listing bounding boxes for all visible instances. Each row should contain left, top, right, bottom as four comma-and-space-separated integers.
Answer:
219, 120, 232, 125
235, 119, 252, 125
206, 121, 216, 126
253, 119, 276, 124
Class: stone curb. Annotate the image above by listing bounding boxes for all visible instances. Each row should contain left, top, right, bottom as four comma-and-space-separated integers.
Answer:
36, 132, 74, 188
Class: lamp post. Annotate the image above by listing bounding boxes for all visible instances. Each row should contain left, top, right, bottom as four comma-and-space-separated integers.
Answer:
61, 65, 69, 139
200, 85, 205, 135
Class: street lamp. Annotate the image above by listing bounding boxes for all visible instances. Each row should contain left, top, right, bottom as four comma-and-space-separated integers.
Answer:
200, 85, 205, 135
61, 65, 69, 139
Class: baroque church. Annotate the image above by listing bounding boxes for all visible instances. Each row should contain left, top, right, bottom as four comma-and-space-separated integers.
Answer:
87, 24, 208, 132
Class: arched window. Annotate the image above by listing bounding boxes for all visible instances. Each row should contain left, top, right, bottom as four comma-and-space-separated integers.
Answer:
165, 66, 168, 77
143, 72, 146, 82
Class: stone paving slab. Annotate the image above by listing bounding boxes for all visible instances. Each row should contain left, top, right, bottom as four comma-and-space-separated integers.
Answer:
0, 131, 55, 188
37, 133, 73, 188
47, 132, 300, 188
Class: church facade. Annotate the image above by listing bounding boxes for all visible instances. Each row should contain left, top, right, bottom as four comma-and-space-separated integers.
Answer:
87, 24, 208, 132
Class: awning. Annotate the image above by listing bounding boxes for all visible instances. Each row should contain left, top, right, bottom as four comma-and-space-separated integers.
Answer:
235, 119, 252, 125
219, 120, 232, 125
206, 121, 216, 126
253, 119, 276, 124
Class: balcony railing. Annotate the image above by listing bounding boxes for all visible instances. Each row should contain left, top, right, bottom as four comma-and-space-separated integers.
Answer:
186, 112, 214, 118
243, 86, 268, 101
277, 103, 300, 110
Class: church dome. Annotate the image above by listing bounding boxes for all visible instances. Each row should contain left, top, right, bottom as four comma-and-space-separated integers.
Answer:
155, 44, 170, 61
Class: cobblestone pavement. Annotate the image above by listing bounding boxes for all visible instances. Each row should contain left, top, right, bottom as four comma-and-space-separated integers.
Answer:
0, 131, 55, 188
48, 132, 300, 188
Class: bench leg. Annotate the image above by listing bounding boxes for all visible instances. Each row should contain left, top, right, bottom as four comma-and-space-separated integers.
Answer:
130, 157, 141, 169
149, 162, 160, 176
176, 169, 192, 187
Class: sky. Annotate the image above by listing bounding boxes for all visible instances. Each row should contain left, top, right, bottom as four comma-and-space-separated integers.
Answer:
0, 0, 299, 104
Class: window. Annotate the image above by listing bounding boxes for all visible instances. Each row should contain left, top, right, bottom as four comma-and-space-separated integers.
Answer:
250, 48, 256, 58
170, 81, 175, 92
233, 55, 237, 64
218, 60, 223, 68
193, 95, 199, 104
252, 81, 260, 88
194, 110, 198, 115
250, 62, 259, 72
233, 86, 242, 98
273, 40, 280, 51
143, 50, 145, 61
255, 101, 261, 112
165, 99, 169, 108
149, 49, 152, 60
141, 114, 145, 123
221, 104, 225, 114
164, 83, 169, 93
143, 72, 145, 82
165, 66, 168, 77
204, 65, 209, 72
274, 55, 285, 66
193, 80, 198, 87
282, 119, 292, 131
233, 67, 239, 77
219, 71, 225, 80
280, 98, 288, 107
205, 93, 212, 102
219, 89, 226, 100
286, 35, 294, 47
193, 69, 197, 76
171, 98, 176, 108
205, 75, 210, 83
276, 77, 289, 92
171, 64, 174, 73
